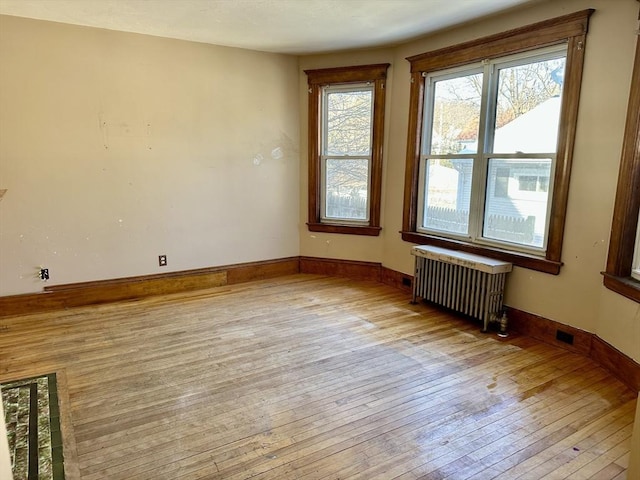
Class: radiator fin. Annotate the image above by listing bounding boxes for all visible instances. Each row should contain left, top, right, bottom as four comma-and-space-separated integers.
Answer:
411, 246, 512, 331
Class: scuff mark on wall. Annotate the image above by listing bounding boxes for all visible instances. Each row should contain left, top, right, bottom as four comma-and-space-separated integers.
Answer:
99, 112, 109, 149
271, 147, 283, 160
0, 189, 6, 201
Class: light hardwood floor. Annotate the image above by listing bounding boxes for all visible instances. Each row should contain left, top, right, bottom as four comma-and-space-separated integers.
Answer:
0, 274, 636, 479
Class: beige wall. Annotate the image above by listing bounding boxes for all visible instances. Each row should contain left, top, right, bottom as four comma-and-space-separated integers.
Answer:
1, 1, 639, 474
299, 0, 640, 363
0, 15, 300, 296
0, 0, 637, 360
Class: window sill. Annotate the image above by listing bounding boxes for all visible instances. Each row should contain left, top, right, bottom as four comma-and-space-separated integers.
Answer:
308, 223, 382, 236
401, 231, 562, 274
602, 273, 640, 303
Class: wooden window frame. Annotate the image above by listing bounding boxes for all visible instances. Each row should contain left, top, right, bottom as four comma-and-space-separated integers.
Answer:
401, 10, 594, 274
603, 32, 640, 303
305, 64, 389, 236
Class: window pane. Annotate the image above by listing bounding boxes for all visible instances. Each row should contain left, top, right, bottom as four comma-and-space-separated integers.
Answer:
325, 158, 369, 221
429, 73, 483, 155
326, 90, 372, 156
422, 158, 472, 234
633, 211, 640, 281
484, 158, 552, 248
492, 57, 566, 153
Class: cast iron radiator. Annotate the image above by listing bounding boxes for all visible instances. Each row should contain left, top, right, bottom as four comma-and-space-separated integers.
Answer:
411, 245, 513, 331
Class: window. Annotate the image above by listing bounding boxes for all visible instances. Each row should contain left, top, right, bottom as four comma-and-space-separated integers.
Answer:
402, 10, 593, 274
633, 214, 640, 282
322, 85, 372, 223
604, 33, 640, 303
305, 64, 389, 235
418, 47, 564, 251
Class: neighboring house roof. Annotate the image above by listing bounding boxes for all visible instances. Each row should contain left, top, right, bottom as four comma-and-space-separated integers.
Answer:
493, 96, 562, 153
460, 96, 562, 154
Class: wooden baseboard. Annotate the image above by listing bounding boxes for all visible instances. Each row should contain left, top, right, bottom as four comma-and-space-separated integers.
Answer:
381, 266, 413, 293
0, 257, 299, 317
299, 257, 381, 281
499, 306, 639, 392
590, 335, 640, 393
506, 307, 593, 356
2, 257, 637, 392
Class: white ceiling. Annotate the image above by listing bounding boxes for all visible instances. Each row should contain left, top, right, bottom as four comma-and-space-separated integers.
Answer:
0, 0, 537, 55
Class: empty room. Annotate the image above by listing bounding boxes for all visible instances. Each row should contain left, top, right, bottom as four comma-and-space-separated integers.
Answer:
1, 0, 639, 479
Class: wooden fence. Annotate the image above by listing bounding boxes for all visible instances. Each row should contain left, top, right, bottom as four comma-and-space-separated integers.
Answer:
426, 206, 535, 244
326, 193, 367, 219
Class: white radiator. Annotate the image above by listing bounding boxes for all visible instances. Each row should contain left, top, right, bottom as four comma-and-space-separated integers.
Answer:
411, 246, 512, 332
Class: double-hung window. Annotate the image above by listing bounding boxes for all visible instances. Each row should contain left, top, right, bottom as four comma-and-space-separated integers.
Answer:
402, 10, 593, 274
418, 46, 566, 252
305, 64, 389, 236
321, 84, 373, 224
604, 30, 640, 302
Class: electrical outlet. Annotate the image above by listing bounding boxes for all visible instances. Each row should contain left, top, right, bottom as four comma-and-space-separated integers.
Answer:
39, 268, 49, 281
158, 255, 167, 267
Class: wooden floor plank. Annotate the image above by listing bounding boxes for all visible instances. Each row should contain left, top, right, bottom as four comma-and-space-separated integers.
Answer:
0, 274, 636, 480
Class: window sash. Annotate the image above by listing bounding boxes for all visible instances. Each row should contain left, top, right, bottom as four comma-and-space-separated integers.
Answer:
320, 155, 372, 223
417, 153, 556, 253
321, 83, 374, 157
417, 46, 566, 254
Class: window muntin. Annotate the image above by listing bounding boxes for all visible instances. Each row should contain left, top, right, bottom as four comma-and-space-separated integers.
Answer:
321, 84, 373, 223
417, 46, 566, 253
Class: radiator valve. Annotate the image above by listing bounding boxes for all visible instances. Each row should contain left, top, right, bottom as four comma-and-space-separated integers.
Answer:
498, 311, 509, 338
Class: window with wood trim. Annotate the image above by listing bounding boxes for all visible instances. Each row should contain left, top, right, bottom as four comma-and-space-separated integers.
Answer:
603, 32, 640, 303
402, 10, 593, 274
305, 64, 389, 236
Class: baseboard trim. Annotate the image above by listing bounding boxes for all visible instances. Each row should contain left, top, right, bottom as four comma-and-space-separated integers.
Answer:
381, 266, 414, 293
299, 256, 381, 281
590, 335, 640, 393
0, 257, 299, 317
506, 307, 593, 356
1, 257, 637, 392
502, 306, 639, 392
